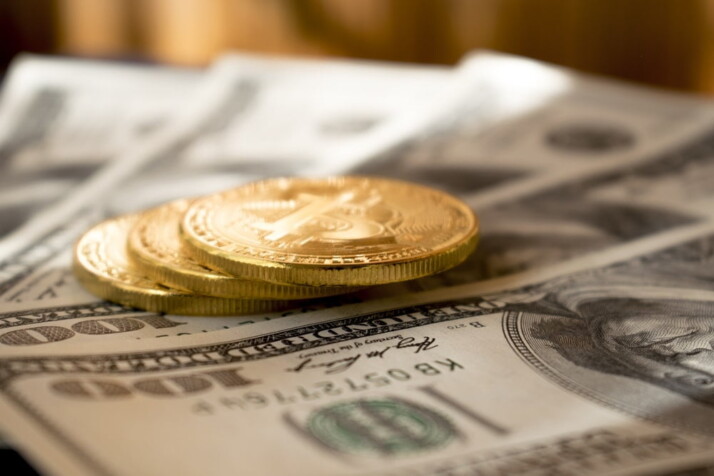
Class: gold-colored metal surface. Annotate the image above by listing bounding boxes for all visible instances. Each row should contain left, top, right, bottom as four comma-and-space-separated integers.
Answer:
181, 176, 479, 286
72, 213, 292, 315
127, 199, 358, 299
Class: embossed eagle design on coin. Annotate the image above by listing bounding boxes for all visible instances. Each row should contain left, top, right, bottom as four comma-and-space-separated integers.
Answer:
181, 176, 479, 286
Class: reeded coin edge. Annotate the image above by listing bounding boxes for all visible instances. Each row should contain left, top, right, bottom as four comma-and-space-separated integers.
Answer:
127, 240, 361, 300
182, 229, 479, 286
72, 217, 297, 316
127, 206, 241, 292
73, 256, 294, 316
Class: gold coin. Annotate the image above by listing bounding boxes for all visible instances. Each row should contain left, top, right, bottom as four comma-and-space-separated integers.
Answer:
127, 199, 359, 299
73, 213, 292, 315
181, 176, 479, 286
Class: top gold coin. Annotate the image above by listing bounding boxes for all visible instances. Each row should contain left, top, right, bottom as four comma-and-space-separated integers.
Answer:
127, 198, 359, 299
181, 176, 479, 286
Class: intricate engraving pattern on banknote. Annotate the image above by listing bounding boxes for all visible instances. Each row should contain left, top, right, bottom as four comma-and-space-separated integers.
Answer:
416, 124, 714, 289
0, 300, 498, 383
0, 303, 182, 346
382, 430, 710, 476
296, 397, 458, 456
545, 122, 635, 153
0, 299, 497, 475
504, 234, 714, 437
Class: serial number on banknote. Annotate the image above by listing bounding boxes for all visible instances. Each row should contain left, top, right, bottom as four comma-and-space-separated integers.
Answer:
191, 357, 464, 416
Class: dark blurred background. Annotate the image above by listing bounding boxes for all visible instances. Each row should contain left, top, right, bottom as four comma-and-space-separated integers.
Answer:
1, 0, 713, 92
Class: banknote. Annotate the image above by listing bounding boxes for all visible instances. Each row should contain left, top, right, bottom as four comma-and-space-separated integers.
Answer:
354, 52, 714, 295
355, 51, 714, 195
4, 51, 714, 350
2, 211, 714, 475
100, 53, 462, 215
0, 53, 458, 263
0, 53, 461, 462
0, 53, 462, 347
4, 50, 714, 474
413, 113, 714, 291
0, 55, 200, 453
0, 53, 464, 464
0, 54, 199, 239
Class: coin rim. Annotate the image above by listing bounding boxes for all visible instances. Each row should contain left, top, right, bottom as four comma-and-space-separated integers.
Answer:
182, 219, 480, 286
73, 214, 295, 315
182, 228, 479, 286
126, 200, 361, 299
183, 176, 478, 262
180, 176, 480, 286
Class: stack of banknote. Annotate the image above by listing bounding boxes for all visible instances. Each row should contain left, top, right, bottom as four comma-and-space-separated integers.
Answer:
1, 50, 714, 476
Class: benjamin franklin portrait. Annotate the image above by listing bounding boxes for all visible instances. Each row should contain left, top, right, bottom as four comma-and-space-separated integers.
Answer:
507, 243, 714, 436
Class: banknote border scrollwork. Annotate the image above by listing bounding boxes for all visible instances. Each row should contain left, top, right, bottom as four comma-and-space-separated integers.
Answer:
0, 302, 137, 330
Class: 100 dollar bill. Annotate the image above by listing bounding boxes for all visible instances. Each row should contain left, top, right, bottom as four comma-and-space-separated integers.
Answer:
2, 217, 714, 475
4, 51, 714, 474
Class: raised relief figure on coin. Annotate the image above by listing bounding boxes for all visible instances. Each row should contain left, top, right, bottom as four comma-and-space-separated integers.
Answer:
181, 176, 479, 286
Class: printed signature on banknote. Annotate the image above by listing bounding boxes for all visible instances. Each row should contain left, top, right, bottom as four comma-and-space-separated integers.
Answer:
286, 336, 438, 374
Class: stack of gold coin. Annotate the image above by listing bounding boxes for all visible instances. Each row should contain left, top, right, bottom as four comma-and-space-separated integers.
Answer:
73, 176, 479, 316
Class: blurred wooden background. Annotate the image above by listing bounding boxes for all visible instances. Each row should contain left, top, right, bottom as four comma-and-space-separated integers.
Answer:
2, 0, 713, 92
